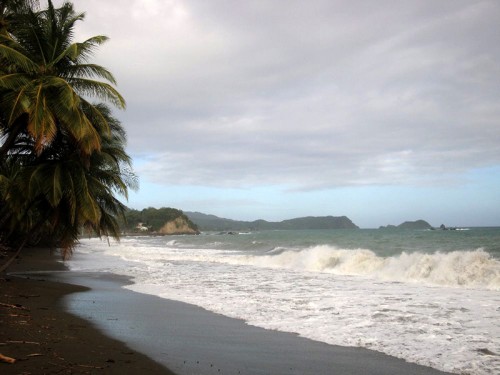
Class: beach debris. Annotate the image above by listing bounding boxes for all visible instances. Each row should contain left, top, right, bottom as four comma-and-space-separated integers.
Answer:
7, 313, 30, 318
7, 340, 40, 345
77, 364, 105, 369
18, 294, 41, 299
0, 302, 29, 311
0, 353, 16, 364
26, 353, 43, 357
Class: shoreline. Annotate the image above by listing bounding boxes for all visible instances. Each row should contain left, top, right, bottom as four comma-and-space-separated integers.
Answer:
2, 247, 453, 375
1, 248, 175, 374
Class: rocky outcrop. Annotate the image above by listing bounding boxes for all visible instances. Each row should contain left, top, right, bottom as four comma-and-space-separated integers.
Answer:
158, 216, 200, 235
379, 220, 432, 230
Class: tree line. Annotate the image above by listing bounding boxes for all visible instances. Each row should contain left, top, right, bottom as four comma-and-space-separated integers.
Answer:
0, 0, 136, 264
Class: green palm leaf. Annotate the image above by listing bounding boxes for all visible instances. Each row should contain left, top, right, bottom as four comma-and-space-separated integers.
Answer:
0, 41, 38, 72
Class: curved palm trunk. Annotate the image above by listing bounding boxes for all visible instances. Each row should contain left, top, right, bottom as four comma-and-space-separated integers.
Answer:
0, 238, 26, 273
0, 213, 50, 273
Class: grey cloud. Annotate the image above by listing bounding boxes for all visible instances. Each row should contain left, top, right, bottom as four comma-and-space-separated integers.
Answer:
70, 0, 500, 189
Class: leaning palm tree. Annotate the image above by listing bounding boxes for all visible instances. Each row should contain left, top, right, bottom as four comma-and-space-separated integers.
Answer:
0, 0, 125, 158
0, 1, 135, 266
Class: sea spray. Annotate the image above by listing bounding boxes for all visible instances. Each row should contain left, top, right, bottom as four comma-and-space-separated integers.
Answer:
238, 246, 500, 289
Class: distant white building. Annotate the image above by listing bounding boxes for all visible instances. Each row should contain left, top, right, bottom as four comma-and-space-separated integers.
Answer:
136, 223, 149, 232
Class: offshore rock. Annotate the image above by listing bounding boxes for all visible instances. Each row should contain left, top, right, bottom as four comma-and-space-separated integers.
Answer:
380, 220, 432, 230
158, 216, 200, 235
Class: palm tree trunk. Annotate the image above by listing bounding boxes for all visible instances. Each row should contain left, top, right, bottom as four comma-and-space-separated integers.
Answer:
0, 238, 27, 273
0, 215, 49, 273
0, 209, 12, 231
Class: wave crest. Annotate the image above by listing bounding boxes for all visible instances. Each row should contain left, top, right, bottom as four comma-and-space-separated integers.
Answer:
244, 246, 500, 289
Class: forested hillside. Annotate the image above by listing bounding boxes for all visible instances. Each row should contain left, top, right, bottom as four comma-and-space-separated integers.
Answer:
122, 207, 199, 234
185, 212, 358, 231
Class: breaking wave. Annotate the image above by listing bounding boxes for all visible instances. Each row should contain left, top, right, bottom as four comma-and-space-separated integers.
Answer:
241, 246, 500, 290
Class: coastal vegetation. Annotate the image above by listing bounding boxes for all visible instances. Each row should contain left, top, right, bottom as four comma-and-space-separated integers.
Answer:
0, 0, 136, 264
120, 208, 356, 234
121, 207, 199, 235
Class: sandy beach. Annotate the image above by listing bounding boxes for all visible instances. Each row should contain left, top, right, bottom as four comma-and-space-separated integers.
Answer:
0, 248, 174, 374
1, 247, 453, 375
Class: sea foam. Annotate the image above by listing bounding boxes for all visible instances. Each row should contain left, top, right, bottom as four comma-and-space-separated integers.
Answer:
239, 246, 500, 289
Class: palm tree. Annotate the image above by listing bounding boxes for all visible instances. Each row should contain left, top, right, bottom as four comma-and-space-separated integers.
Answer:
0, 1, 135, 265
0, 0, 125, 158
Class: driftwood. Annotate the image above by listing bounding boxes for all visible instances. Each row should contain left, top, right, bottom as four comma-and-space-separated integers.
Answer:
19, 294, 41, 299
0, 302, 29, 311
0, 353, 16, 364
6, 340, 40, 345
77, 364, 105, 369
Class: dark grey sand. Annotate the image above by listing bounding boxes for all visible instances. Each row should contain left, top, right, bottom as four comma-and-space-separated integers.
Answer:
2, 249, 174, 374
8, 248, 453, 375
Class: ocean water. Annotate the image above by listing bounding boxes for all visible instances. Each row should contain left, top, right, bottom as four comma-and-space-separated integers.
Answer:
69, 228, 500, 374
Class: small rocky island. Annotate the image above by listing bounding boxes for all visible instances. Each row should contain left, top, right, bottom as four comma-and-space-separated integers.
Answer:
379, 220, 433, 230
432, 224, 459, 231
379, 220, 459, 230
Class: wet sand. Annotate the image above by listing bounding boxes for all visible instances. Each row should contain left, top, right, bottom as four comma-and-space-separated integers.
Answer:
2, 247, 453, 374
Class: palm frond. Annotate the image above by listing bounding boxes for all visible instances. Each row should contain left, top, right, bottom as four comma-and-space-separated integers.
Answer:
69, 77, 126, 109
0, 44, 38, 73
63, 63, 116, 84
27, 83, 57, 151
61, 35, 109, 63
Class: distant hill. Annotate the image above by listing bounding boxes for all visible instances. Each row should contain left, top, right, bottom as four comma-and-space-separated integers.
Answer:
185, 212, 358, 231
379, 220, 432, 230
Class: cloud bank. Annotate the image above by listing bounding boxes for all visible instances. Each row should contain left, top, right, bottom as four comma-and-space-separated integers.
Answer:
71, 0, 500, 191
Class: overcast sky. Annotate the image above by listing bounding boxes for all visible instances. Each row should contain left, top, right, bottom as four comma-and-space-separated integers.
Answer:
63, 0, 499, 227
